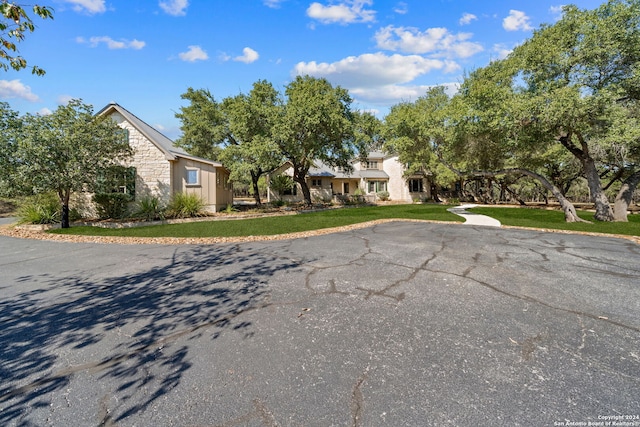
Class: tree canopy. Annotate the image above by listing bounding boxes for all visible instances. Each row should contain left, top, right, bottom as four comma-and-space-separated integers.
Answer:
0, 2, 53, 75
176, 76, 370, 206
0, 100, 132, 228
506, 0, 640, 221
384, 0, 640, 223
274, 75, 365, 205
176, 81, 282, 205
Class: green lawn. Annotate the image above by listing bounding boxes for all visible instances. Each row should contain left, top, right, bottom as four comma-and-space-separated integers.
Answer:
48, 204, 640, 238
50, 204, 463, 238
471, 206, 640, 237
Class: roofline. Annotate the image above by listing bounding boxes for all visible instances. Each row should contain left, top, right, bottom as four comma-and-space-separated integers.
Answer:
171, 151, 227, 169
97, 102, 178, 161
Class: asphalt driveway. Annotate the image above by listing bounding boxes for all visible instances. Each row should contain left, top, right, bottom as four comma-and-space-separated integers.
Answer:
1, 222, 638, 426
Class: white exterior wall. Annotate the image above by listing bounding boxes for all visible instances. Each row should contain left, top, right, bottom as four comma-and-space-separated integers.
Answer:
111, 112, 172, 204
383, 156, 411, 202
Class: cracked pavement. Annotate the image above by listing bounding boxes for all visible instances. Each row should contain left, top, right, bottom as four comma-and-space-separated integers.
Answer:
1, 221, 639, 426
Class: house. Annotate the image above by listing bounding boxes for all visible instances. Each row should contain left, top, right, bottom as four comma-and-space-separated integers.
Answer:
97, 103, 233, 212
267, 151, 432, 203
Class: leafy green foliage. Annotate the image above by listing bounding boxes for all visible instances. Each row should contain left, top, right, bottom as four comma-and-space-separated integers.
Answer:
17, 192, 60, 224
93, 193, 130, 220
275, 76, 358, 205
0, 102, 22, 197
384, 86, 456, 191
506, 0, 640, 221
176, 81, 283, 205
167, 192, 205, 218
269, 174, 294, 200
376, 191, 390, 201
1, 100, 133, 228
383, 1, 640, 223
134, 195, 165, 221
0, 2, 53, 75
175, 88, 226, 160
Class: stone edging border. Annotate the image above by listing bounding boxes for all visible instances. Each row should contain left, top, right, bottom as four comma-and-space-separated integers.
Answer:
1, 219, 638, 246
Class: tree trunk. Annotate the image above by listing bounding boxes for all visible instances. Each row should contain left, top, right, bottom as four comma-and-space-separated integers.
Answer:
472, 169, 589, 223
613, 170, 640, 222
505, 186, 527, 206
583, 157, 614, 221
58, 189, 71, 229
250, 171, 262, 206
293, 174, 312, 205
430, 184, 441, 203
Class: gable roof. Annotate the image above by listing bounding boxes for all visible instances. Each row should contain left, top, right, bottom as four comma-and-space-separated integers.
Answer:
97, 102, 224, 168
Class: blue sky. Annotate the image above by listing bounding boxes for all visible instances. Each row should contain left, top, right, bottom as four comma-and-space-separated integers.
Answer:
2, 0, 604, 139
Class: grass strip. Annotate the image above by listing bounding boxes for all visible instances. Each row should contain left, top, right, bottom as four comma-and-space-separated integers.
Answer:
50, 204, 462, 238
471, 206, 640, 237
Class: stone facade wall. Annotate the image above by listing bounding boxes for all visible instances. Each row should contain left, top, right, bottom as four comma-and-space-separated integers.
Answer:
111, 112, 172, 204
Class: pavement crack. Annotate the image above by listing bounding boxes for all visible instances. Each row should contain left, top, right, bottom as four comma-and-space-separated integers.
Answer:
425, 267, 640, 334
577, 315, 588, 351
350, 368, 369, 427
97, 393, 115, 427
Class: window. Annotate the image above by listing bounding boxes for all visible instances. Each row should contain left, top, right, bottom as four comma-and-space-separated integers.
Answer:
283, 185, 297, 196
186, 168, 200, 186
343, 182, 349, 194
368, 180, 387, 193
364, 161, 379, 170
312, 179, 322, 187
95, 165, 136, 198
409, 179, 423, 193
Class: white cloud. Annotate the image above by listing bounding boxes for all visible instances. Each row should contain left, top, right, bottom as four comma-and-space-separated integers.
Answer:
375, 25, 483, 58
57, 95, 75, 105
234, 47, 259, 64
37, 107, 52, 116
459, 13, 477, 25
293, 53, 464, 107
62, 0, 106, 14
77, 36, 146, 50
159, 0, 189, 16
350, 82, 459, 105
493, 43, 512, 60
179, 45, 208, 62
394, 2, 408, 15
294, 52, 457, 88
503, 10, 533, 31
263, 0, 286, 8
0, 80, 39, 102
550, 5, 565, 20
307, 0, 376, 25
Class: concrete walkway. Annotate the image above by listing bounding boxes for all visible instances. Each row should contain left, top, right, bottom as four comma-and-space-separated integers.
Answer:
447, 204, 501, 227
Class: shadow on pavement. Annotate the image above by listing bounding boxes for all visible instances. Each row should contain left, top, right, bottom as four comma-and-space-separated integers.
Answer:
0, 244, 300, 424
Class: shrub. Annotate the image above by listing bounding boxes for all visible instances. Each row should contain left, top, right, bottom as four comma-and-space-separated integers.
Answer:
167, 192, 205, 218
93, 193, 131, 219
134, 195, 165, 221
17, 192, 60, 224
269, 174, 294, 201
223, 203, 238, 213
377, 191, 390, 201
